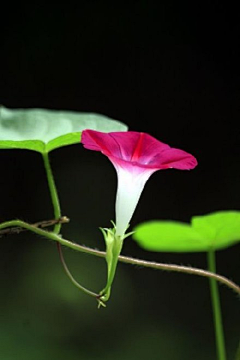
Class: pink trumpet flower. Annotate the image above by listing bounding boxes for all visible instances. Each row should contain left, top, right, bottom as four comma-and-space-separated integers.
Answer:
81, 130, 197, 237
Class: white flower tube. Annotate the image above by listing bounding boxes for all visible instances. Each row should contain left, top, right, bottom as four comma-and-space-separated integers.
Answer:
114, 166, 154, 237
81, 129, 197, 237
81, 129, 197, 304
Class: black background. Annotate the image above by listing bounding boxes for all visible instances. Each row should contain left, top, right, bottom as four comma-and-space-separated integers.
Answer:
0, 2, 239, 360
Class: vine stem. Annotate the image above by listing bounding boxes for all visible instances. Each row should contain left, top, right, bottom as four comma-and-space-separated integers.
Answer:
56, 241, 100, 299
207, 250, 227, 360
42, 152, 61, 233
41, 152, 97, 299
0, 217, 69, 236
0, 220, 240, 296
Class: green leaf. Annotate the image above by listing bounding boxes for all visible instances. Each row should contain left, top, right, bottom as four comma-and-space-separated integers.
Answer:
191, 211, 240, 250
0, 106, 128, 154
133, 211, 240, 252
133, 221, 207, 252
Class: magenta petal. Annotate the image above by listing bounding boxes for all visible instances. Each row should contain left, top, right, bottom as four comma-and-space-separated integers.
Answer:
81, 130, 121, 157
82, 129, 197, 172
151, 148, 198, 170
81, 129, 197, 236
81, 130, 171, 164
106, 132, 170, 162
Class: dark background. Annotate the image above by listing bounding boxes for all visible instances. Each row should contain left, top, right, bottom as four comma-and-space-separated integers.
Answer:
0, 2, 239, 360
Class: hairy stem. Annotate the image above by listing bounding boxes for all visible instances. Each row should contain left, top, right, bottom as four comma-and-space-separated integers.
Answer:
0, 220, 239, 296
207, 250, 227, 360
0, 217, 69, 236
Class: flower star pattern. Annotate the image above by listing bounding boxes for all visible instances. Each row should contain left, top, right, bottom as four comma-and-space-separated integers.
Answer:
81, 130, 197, 237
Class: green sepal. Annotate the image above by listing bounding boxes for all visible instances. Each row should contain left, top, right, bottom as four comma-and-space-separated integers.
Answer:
99, 227, 115, 280
99, 224, 123, 303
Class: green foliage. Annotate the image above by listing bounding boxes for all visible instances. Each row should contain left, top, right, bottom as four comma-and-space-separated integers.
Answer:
0, 106, 128, 153
133, 211, 240, 252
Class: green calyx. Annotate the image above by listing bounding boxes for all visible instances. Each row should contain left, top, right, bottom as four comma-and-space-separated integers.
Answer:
98, 224, 134, 306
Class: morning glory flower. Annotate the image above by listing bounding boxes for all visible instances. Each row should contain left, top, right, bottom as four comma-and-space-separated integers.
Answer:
81, 130, 197, 238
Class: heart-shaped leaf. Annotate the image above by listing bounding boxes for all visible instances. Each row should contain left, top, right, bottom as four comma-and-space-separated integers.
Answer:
191, 211, 240, 250
133, 221, 207, 252
0, 106, 128, 153
133, 211, 240, 252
